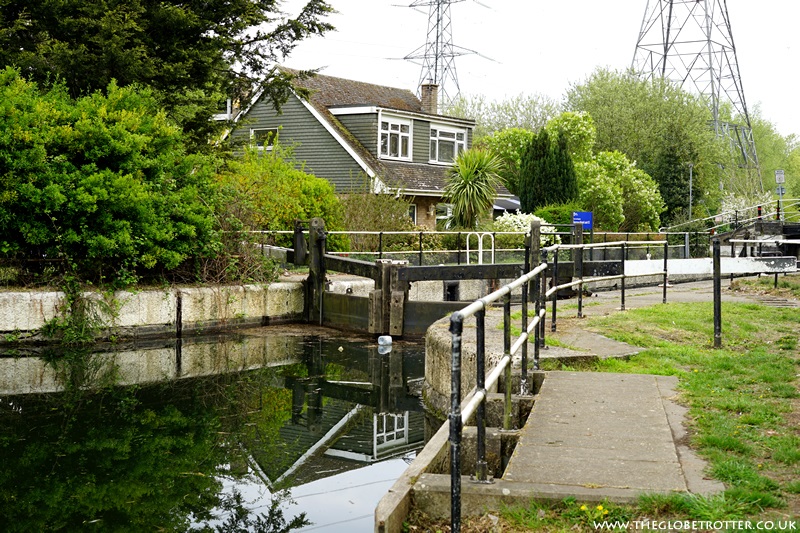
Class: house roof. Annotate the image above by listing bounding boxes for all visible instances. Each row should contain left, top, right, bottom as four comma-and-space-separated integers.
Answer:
293, 71, 423, 112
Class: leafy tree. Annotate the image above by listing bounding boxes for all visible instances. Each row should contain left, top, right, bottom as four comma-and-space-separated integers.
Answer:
577, 151, 664, 231
445, 93, 561, 140
0, 0, 334, 147
749, 106, 800, 201
565, 68, 726, 221
518, 130, 578, 212
476, 128, 535, 196
443, 149, 503, 229
543, 111, 596, 163
0, 67, 218, 285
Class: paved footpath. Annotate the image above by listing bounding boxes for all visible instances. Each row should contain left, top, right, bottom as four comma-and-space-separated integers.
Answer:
499, 280, 763, 501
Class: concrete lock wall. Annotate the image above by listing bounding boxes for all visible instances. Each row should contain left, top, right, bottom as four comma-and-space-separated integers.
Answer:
0, 334, 308, 396
0, 282, 305, 341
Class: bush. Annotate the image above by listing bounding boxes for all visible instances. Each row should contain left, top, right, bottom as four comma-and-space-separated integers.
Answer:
219, 144, 348, 252
490, 211, 561, 256
338, 176, 426, 255
0, 68, 218, 286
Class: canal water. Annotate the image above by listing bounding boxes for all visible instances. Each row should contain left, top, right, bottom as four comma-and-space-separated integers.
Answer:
0, 326, 427, 532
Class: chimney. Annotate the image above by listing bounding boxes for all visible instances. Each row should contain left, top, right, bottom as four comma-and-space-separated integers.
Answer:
420, 82, 439, 115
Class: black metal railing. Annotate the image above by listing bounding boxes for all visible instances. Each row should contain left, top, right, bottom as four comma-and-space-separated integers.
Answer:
447, 261, 549, 532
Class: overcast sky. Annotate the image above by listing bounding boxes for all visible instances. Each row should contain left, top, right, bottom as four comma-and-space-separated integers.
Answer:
282, 0, 800, 139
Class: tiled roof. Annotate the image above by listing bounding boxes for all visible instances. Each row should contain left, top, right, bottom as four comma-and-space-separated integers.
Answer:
379, 161, 448, 193
292, 71, 423, 112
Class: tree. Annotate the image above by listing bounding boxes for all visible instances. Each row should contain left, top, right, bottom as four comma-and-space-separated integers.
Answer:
476, 128, 535, 196
577, 151, 664, 231
565, 68, 726, 222
0, 0, 334, 148
443, 149, 503, 229
0, 67, 218, 285
518, 130, 578, 212
445, 93, 561, 140
543, 112, 596, 163
749, 106, 800, 200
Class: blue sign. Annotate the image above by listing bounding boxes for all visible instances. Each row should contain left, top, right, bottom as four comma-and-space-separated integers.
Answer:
572, 211, 593, 230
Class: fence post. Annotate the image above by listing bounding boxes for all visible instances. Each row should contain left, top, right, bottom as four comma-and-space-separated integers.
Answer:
378, 232, 383, 260
663, 240, 669, 304
575, 225, 584, 318
620, 242, 626, 311
503, 293, 513, 432
540, 249, 548, 349
521, 231, 530, 393
532, 222, 542, 368
475, 309, 489, 482
684, 233, 690, 259
448, 314, 464, 532
293, 219, 308, 266
418, 231, 424, 266
307, 218, 327, 325
713, 239, 722, 348
551, 248, 559, 332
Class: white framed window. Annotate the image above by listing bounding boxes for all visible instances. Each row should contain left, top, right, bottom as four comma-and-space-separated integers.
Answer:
379, 117, 411, 160
251, 128, 278, 151
430, 126, 466, 164
407, 204, 417, 224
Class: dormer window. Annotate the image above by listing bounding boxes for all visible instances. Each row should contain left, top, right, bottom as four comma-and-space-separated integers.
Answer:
380, 117, 411, 160
430, 126, 465, 164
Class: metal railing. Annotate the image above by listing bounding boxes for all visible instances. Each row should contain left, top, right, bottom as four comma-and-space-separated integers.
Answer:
445, 234, 669, 532
543, 240, 670, 330
447, 261, 548, 532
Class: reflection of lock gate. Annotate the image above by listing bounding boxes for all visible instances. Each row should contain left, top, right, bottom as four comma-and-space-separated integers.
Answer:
465, 232, 495, 265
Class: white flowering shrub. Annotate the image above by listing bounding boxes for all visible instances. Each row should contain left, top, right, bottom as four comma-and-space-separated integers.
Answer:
492, 211, 560, 247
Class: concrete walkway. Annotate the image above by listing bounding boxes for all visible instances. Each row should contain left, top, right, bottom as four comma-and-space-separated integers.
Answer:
504, 372, 723, 501
500, 279, 754, 499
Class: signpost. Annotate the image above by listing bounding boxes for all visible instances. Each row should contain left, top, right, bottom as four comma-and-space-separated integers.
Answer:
775, 170, 785, 221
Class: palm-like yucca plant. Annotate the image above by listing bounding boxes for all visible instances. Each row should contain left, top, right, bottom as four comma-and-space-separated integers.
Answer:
443, 149, 503, 229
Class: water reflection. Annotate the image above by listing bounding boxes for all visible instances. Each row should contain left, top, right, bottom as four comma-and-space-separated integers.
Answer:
0, 327, 425, 532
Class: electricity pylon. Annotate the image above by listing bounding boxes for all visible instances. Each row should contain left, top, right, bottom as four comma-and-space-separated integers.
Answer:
404, 0, 475, 113
632, 0, 762, 192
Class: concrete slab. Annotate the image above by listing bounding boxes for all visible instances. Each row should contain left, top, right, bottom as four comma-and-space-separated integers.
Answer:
503, 372, 712, 498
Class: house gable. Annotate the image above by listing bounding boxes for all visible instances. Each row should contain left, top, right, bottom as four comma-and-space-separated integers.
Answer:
230, 92, 376, 192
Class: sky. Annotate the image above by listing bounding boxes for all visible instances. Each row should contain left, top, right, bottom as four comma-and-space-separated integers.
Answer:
281, 0, 800, 139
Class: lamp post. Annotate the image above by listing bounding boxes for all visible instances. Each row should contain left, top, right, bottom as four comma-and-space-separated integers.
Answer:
688, 163, 694, 220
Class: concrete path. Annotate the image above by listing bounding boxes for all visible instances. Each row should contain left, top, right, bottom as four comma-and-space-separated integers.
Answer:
504, 372, 724, 502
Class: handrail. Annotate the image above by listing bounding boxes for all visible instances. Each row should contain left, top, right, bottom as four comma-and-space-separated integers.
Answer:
447, 261, 548, 532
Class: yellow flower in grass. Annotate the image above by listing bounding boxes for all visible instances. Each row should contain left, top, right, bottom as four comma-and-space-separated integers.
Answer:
580, 505, 588, 511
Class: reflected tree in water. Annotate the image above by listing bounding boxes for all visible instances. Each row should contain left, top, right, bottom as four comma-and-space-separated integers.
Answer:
0, 351, 310, 532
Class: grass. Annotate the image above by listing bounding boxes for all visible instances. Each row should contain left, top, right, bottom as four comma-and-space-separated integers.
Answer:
407, 278, 800, 531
